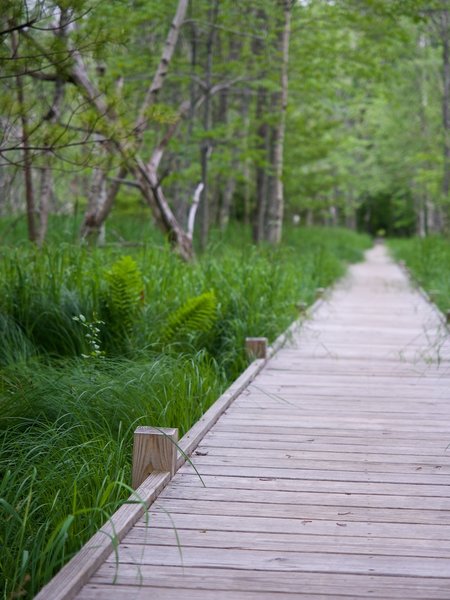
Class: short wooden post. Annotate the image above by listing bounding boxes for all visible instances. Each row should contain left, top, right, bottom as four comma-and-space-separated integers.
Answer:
296, 301, 307, 314
446, 310, 450, 325
429, 290, 439, 303
132, 426, 178, 489
245, 337, 268, 360
315, 287, 325, 300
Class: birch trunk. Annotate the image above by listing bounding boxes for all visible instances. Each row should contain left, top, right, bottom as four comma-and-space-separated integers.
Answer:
265, 0, 292, 245
79, 0, 190, 242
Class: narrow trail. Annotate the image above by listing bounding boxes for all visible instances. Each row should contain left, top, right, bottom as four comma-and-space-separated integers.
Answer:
77, 244, 450, 599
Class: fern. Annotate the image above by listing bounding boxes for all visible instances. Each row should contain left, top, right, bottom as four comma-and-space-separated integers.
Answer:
162, 291, 218, 344
104, 256, 143, 337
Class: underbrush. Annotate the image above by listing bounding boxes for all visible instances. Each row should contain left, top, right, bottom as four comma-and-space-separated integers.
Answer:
0, 224, 371, 598
388, 236, 450, 311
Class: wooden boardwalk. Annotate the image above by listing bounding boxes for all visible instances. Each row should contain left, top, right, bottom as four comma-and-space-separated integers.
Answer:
76, 245, 450, 599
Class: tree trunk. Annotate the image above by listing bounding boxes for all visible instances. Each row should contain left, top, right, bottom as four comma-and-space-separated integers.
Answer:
38, 166, 52, 246
219, 169, 237, 230
81, 164, 108, 244
265, 0, 292, 245
12, 30, 37, 243
199, 0, 220, 251
442, 18, 450, 208
253, 87, 269, 243
78, 0, 190, 241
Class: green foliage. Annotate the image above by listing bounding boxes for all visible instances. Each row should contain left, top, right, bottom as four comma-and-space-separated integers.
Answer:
103, 255, 144, 342
389, 236, 450, 311
162, 291, 218, 345
0, 354, 222, 599
356, 190, 416, 237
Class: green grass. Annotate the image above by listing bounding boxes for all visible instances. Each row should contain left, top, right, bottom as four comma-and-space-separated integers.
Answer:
388, 236, 450, 312
0, 223, 371, 599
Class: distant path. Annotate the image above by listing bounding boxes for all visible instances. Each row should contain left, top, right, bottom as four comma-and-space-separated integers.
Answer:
77, 244, 450, 599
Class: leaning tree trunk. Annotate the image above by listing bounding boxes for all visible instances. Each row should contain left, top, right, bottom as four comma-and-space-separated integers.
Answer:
78, 0, 190, 243
69, 47, 194, 261
265, 0, 292, 245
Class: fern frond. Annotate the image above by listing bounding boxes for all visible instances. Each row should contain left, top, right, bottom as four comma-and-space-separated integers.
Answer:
162, 291, 218, 343
104, 256, 143, 336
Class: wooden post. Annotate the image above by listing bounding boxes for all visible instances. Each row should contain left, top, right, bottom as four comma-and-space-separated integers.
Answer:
429, 290, 439, 303
446, 309, 450, 324
315, 287, 325, 300
132, 426, 178, 489
296, 301, 307, 314
245, 337, 268, 360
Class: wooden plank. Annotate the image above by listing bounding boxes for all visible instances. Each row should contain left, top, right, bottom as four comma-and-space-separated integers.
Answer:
190, 447, 450, 467
141, 509, 450, 540
178, 463, 450, 485
123, 526, 450, 558
211, 423, 450, 439
184, 454, 450, 475
88, 565, 450, 599
159, 485, 450, 510
76, 584, 376, 600
104, 544, 450, 578
201, 431, 450, 453
171, 473, 450, 497
149, 498, 450, 525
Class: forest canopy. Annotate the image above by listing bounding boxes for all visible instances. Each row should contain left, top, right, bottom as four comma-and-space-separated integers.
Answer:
1, 0, 450, 253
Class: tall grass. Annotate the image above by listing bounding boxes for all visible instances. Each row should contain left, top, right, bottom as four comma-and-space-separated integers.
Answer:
389, 236, 450, 311
0, 224, 371, 598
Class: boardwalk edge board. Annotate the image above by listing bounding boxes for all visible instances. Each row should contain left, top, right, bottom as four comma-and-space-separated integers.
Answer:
34, 294, 323, 600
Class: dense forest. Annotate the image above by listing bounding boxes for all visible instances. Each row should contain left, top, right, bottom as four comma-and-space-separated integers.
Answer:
2, 1, 450, 598
1, 0, 450, 249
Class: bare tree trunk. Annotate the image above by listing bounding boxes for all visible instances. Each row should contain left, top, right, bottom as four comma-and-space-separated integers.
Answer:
70, 50, 194, 261
429, 6, 450, 230
199, 0, 220, 251
215, 33, 242, 230
79, 0, 190, 240
81, 162, 108, 245
253, 86, 270, 243
11, 30, 37, 243
38, 166, 52, 245
416, 35, 430, 237
265, 0, 292, 244
241, 88, 252, 227
442, 18, 450, 206
39, 60, 65, 246
219, 169, 237, 230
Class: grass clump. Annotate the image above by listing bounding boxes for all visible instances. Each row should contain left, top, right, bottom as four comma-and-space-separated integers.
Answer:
0, 224, 371, 598
389, 236, 450, 311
